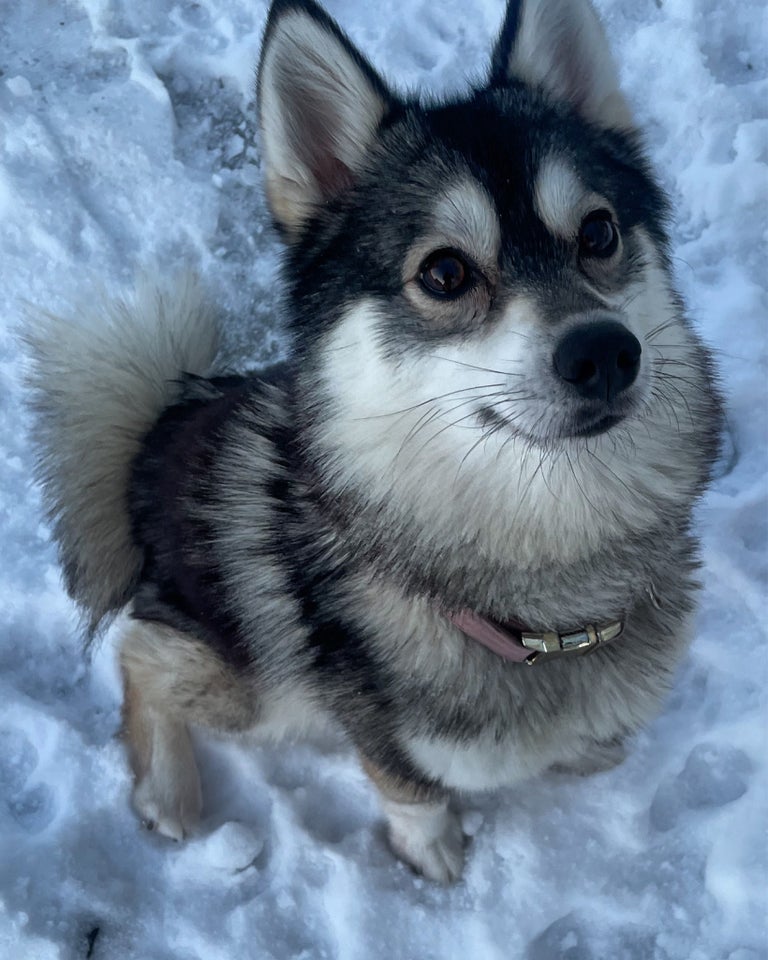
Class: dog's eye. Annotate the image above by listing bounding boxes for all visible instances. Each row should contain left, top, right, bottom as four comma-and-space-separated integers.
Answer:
419, 250, 470, 298
578, 211, 619, 258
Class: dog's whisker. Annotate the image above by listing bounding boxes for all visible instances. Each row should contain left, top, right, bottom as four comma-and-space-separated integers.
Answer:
567, 448, 611, 522
391, 390, 510, 465
455, 418, 513, 481
644, 317, 680, 342
582, 446, 638, 500
653, 375, 696, 426
399, 407, 491, 472
651, 386, 682, 433
427, 354, 523, 377
351, 383, 506, 421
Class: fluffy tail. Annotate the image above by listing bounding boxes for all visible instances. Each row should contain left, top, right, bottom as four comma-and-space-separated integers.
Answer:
24, 275, 220, 636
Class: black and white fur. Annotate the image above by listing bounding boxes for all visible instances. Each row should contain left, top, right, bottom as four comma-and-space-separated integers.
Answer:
25, 0, 722, 883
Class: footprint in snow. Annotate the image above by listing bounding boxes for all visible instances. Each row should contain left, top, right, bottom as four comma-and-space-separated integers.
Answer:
527, 913, 669, 960
0, 727, 39, 793
649, 742, 752, 832
0, 727, 57, 832
293, 780, 371, 845
526, 913, 595, 960
7, 782, 57, 833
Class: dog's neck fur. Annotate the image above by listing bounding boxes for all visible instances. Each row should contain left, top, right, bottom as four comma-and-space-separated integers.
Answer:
291, 408, 698, 633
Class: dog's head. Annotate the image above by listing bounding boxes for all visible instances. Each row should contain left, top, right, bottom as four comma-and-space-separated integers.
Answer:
257, 0, 720, 559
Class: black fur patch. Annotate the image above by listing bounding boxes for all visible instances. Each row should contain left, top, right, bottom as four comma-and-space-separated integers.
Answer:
130, 372, 265, 669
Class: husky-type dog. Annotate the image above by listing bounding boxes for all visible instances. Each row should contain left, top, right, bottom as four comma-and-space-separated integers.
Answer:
26, 0, 722, 882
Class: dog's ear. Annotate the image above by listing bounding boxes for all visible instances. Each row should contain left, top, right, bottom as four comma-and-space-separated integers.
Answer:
489, 0, 633, 130
257, 0, 393, 238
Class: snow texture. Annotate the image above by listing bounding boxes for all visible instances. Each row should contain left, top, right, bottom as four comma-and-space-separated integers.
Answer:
0, 1, 766, 958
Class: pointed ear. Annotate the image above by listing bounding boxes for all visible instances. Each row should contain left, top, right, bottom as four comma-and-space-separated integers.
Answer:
489, 0, 634, 130
257, 0, 393, 238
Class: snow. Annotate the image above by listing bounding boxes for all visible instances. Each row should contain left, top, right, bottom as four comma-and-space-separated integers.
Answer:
0, 0, 766, 957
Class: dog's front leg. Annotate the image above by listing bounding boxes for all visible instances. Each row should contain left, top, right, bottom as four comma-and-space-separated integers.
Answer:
360, 757, 465, 884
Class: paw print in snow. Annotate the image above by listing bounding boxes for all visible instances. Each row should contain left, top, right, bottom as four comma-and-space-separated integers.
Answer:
0, 727, 56, 833
650, 742, 752, 832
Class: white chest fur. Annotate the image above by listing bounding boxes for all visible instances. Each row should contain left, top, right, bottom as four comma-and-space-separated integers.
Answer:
404, 730, 562, 792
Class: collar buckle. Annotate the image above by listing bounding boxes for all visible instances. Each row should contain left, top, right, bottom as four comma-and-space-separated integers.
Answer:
521, 620, 624, 666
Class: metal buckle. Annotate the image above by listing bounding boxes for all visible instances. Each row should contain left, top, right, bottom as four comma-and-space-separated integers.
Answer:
522, 620, 624, 666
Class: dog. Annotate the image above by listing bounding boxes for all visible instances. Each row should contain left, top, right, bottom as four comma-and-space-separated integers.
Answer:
25, 0, 722, 883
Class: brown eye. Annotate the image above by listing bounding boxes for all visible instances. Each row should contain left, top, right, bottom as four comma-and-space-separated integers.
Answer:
419, 249, 470, 298
579, 210, 619, 259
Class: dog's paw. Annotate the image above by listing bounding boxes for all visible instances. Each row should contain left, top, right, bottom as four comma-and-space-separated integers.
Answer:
383, 799, 465, 884
132, 768, 202, 842
550, 737, 627, 777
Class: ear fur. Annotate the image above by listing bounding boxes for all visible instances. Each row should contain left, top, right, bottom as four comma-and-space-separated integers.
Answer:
489, 0, 634, 130
257, 0, 392, 238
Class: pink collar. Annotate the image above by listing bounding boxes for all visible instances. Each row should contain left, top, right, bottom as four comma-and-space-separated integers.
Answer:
444, 608, 624, 666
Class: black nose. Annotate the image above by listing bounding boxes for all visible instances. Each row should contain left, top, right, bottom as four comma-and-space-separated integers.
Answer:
553, 321, 641, 401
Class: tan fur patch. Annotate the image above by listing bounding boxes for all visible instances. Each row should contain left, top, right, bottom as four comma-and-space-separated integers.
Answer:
360, 755, 436, 804
120, 619, 258, 732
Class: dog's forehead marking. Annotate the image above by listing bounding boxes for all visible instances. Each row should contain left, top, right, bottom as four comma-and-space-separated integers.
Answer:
432, 179, 501, 265
534, 156, 589, 239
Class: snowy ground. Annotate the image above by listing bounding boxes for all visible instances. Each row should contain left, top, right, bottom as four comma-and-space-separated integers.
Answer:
1, 0, 766, 957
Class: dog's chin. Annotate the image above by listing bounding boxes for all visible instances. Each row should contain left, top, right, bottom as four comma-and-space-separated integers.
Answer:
477, 404, 632, 447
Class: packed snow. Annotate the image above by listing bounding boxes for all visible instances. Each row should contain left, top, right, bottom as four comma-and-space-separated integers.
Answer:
0, 0, 766, 958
